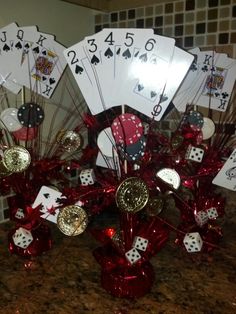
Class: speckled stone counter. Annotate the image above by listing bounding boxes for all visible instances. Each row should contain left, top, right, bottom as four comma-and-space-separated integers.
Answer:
0, 190, 236, 314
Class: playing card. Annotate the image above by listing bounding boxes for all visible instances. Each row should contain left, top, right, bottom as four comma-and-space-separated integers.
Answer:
193, 53, 236, 111
32, 185, 65, 223
154, 46, 194, 120
64, 39, 106, 114
0, 23, 22, 94
117, 34, 176, 118
6, 27, 66, 98
83, 28, 154, 109
212, 149, 236, 191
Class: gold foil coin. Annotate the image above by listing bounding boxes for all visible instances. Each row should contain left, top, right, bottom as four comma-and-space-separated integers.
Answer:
2, 145, 31, 173
57, 130, 83, 153
116, 177, 149, 213
146, 196, 164, 216
57, 205, 88, 236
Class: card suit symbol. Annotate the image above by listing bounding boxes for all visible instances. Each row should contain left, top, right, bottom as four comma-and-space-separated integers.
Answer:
151, 91, 157, 98
24, 43, 30, 49
122, 49, 131, 59
221, 92, 229, 99
116, 48, 121, 55
159, 94, 168, 103
75, 64, 84, 74
201, 65, 208, 72
42, 76, 47, 81
49, 78, 56, 85
15, 41, 22, 49
91, 55, 100, 65
33, 46, 40, 54
42, 49, 47, 56
190, 61, 197, 71
139, 53, 148, 63
3, 44, 10, 52
137, 84, 144, 91
134, 51, 139, 58
104, 48, 113, 58
43, 193, 50, 199
214, 92, 220, 98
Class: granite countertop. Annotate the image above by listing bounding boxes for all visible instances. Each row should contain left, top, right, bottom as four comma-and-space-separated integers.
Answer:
0, 189, 236, 314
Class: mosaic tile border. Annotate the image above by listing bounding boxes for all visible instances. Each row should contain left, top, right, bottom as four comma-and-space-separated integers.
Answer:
94, 0, 236, 51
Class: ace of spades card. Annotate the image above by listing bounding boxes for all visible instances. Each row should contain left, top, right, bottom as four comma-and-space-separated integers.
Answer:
32, 185, 66, 223
212, 149, 236, 191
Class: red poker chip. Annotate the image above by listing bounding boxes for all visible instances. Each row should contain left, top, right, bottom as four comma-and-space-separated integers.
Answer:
12, 126, 38, 141
111, 113, 143, 145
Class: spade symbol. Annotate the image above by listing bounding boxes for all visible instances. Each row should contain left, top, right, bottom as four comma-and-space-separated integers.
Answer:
104, 48, 113, 58
159, 94, 168, 103
151, 91, 157, 98
49, 78, 56, 85
15, 41, 22, 49
33, 46, 40, 54
42, 76, 47, 81
122, 49, 131, 59
43, 193, 50, 199
3, 44, 10, 52
24, 43, 30, 49
91, 55, 100, 65
42, 49, 47, 56
137, 84, 144, 91
139, 53, 148, 62
75, 64, 84, 74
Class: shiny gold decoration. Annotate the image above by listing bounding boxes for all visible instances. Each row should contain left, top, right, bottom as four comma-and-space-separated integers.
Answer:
2, 145, 31, 173
116, 177, 149, 213
146, 196, 164, 216
57, 205, 88, 236
57, 130, 83, 153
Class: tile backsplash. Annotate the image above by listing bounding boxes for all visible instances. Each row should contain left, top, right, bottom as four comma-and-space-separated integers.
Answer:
95, 0, 236, 57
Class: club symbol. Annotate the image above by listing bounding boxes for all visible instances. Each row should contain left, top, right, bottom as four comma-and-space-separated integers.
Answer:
221, 92, 229, 99
201, 65, 208, 72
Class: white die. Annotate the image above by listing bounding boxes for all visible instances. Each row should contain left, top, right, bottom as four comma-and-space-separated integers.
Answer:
207, 207, 218, 219
125, 248, 141, 264
194, 210, 208, 227
15, 208, 25, 220
185, 145, 204, 163
80, 169, 96, 186
183, 232, 203, 253
12, 227, 33, 249
132, 236, 148, 251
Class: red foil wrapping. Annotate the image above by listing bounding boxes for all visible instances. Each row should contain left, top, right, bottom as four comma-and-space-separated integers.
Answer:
8, 222, 52, 258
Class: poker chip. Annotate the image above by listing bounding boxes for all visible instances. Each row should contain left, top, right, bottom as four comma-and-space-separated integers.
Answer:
0, 108, 22, 132
188, 111, 204, 129
118, 135, 146, 161
111, 113, 143, 145
17, 102, 44, 128
97, 127, 116, 158
12, 126, 38, 141
156, 168, 181, 189
201, 117, 215, 140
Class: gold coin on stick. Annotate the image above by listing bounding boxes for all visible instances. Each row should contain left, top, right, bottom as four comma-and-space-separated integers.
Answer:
57, 130, 83, 153
2, 145, 31, 173
116, 177, 149, 213
57, 205, 88, 236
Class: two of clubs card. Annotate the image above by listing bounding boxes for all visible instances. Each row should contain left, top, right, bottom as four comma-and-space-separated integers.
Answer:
173, 48, 236, 112
64, 28, 194, 120
0, 22, 67, 98
32, 185, 66, 223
